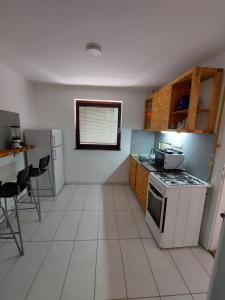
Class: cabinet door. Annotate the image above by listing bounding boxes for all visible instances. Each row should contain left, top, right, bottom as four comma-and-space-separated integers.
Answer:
129, 157, 137, 191
140, 167, 149, 211
144, 99, 152, 130
151, 85, 172, 131
135, 164, 149, 211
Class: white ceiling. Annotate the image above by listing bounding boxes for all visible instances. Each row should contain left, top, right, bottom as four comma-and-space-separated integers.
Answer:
0, 0, 225, 88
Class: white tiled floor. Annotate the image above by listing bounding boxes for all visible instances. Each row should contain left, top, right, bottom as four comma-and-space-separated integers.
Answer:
0, 184, 213, 300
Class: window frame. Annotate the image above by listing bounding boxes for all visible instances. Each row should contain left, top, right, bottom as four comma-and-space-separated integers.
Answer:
75, 100, 122, 150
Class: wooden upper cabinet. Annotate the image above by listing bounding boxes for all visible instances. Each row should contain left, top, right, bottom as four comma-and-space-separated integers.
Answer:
144, 66, 224, 133
151, 85, 172, 131
169, 67, 224, 133
144, 97, 152, 130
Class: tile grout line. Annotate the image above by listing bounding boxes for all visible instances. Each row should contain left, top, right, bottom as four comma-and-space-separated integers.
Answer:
0, 185, 208, 300
26, 201, 53, 241
50, 193, 74, 213
24, 195, 72, 300
0, 240, 28, 287
126, 188, 193, 299
0, 201, 53, 288
168, 249, 194, 299
51, 195, 77, 242
0, 187, 79, 298
115, 204, 129, 300
129, 201, 161, 298
191, 292, 209, 295
93, 193, 100, 300
190, 247, 212, 277
59, 189, 87, 300
23, 240, 53, 300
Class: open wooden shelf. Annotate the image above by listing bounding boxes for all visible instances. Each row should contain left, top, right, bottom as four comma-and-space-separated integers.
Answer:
171, 108, 210, 115
170, 67, 223, 85
197, 108, 210, 113
144, 96, 153, 130
163, 128, 210, 134
0, 145, 34, 159
146, 66, 224, 133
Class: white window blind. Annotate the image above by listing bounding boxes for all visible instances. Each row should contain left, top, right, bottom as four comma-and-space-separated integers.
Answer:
79, 106, 119, 145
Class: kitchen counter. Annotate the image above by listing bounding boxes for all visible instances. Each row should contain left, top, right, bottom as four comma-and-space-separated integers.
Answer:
131, 153, 186, 173
130, 153, 158, 172
0, 145, 34, 158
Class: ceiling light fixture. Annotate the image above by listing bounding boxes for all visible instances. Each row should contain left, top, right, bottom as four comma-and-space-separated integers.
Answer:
86, 42, 102, 58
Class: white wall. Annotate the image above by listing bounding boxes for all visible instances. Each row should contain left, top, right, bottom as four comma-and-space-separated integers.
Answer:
0, 62, 37, 129
32, 83, 149, 183
0, 61, 36, 185
0, 62, 37, 219
0, 62, 37, 183
199, 50, 225, 250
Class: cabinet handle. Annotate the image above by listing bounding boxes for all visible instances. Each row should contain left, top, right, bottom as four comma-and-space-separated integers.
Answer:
53, 150, 56, 160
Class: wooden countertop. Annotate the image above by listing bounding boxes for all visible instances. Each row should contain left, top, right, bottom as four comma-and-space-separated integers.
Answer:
0, 145, 34, 158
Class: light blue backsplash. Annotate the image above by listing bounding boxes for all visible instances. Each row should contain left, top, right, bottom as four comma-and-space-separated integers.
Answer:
130, 130, 155, 154
154, 132, 215, 181
130, 130, 215, 181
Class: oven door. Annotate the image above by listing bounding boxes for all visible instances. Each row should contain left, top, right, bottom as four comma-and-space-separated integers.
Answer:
147, 184, 167, 233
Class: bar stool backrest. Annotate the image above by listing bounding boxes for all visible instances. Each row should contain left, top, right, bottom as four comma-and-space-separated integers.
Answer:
39, 155, 50, 170
17, 165, 32, 187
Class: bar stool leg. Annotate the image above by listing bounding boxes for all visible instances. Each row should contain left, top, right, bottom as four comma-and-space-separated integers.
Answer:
28, 179, 32, 203
14, 196, 24, 256
4, 198, 9, 228
1, 206, 23, 256
47, 168, 55, 201
35, 175, 41, 209
30, 183, 41, 222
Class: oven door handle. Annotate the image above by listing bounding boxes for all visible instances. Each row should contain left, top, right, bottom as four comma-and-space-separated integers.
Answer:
149, 188, 163, 201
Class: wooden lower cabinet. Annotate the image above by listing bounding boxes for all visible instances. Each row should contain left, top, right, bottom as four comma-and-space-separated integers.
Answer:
129, 156, 149, 211
134, 164, 149, 211
129, 156, 137, 191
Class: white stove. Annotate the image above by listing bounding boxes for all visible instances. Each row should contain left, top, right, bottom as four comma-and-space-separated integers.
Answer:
152, 171, 209, 187
146, 171, 210, 248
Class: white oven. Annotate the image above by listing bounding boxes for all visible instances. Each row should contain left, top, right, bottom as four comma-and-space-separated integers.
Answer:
145, 172, 209, 248
147, 183, 167, 233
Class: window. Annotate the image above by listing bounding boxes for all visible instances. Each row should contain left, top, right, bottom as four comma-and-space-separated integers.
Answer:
75, 100, 122, 150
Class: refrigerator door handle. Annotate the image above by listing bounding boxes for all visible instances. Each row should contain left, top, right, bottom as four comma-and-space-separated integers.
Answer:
53, 149, 57, 160
52, 135, 56, 148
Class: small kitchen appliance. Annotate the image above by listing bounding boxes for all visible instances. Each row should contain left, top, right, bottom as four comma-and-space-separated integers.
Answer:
145, 171, 210, 248
155, 149, 184, 169
10, 126, 23, 149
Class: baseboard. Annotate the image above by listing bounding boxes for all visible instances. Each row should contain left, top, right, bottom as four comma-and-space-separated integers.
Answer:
65, 181, 129, 185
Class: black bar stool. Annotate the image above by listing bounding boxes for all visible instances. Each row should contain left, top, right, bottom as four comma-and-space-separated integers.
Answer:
0, 165, 41, 256
30, 155, 55, 201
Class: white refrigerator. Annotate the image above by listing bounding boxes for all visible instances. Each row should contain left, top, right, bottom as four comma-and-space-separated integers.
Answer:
24, 129, 64, 195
